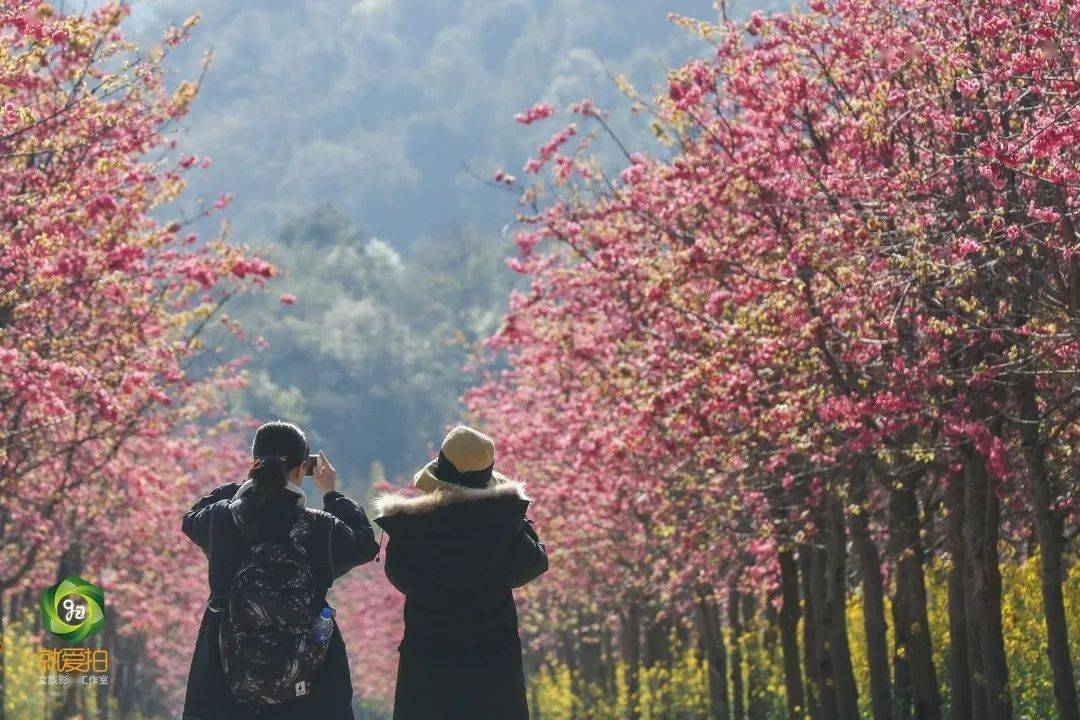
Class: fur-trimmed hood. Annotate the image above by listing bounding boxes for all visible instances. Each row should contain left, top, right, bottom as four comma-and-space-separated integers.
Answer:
375, 479, 530, 518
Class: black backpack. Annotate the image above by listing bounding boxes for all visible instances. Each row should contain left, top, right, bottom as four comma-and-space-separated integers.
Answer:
213, 501, 333, 707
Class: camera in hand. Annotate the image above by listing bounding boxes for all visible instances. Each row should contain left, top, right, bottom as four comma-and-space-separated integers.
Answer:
303, 454, 319, 476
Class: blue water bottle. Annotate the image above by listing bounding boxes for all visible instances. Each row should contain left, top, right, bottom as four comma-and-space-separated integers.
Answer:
312, 606, 335, 645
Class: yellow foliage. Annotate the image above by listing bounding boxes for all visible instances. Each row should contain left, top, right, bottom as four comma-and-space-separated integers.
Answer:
1000, 553, 1080, 719
638, 649, 708, 720
531, 647, 708, 720
3, 607, 112, 719
3, 608, 46, 719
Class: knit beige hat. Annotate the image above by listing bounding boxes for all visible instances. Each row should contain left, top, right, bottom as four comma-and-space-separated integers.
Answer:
413, 425, 509, 493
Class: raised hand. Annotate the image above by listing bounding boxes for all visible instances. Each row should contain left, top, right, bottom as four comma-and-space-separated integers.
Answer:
313, 451, 337, 494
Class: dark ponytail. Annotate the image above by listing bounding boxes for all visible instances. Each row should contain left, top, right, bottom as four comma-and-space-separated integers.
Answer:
249, 421, 309, 503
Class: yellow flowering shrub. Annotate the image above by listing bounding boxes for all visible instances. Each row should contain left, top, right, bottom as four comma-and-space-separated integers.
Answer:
531, 646, 710, 720
3, 607, 111, 719
3, 608, 46, 719
1001, 554, 1080, 719
637, 648, 708, 720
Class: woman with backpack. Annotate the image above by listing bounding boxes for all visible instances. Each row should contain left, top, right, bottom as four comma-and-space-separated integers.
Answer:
375, 425, 549, 720
181, 420, 379, 720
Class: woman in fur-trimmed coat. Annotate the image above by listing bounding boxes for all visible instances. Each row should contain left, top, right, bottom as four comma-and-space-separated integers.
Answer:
375, 425, 548, 720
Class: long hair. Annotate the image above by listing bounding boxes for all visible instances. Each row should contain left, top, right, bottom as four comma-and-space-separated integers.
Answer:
248, 421, 309, 504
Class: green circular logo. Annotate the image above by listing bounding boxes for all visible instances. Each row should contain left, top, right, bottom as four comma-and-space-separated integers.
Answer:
41, 576, 105, 643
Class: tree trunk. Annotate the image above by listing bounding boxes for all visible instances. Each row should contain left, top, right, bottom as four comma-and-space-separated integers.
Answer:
744, 594, 768, 720
643, 615, 672, 668
51, 546, 83, 720
809, 541, 839, 720
53, 670, 78, 720
824, 489, 861, 720
603, 626, 617, 698
777, 550, 806, 720
97, 618, 113, 720
945, 473, 974, 720
116, 636, 135, 719
800, 547, 823, 720
620, 601, 643, 720
963, 446, 1013, 720
964, 559, 989, 720
96, 672, 110, 720
729, 585, 746, 720
0, 591, 5, 720
559, 628, 584, 705
889, 473, 942, 720
698, 596, 731, 720
848, 465, 893, 720
579, 612, 604, 689
891, 583, 913, 720
1016, 369, 1080, 720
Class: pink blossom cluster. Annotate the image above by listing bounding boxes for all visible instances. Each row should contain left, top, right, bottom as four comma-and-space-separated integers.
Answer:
514, 101, 556, 125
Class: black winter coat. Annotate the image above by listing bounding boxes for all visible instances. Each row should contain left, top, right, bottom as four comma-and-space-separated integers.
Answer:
181, 482, 379, 720
374, 480, 548, 720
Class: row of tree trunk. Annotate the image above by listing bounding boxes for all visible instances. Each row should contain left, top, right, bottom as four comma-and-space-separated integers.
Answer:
536, 441, 1075, 720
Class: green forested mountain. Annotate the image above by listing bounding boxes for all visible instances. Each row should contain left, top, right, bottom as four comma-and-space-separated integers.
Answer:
225, 207, 516, 493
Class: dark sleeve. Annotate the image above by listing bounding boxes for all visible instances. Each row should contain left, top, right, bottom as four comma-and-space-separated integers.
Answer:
383, 536, 425, 596
181, 482, 242, 554
499, 518, 549, 590
323, 491, 379, 579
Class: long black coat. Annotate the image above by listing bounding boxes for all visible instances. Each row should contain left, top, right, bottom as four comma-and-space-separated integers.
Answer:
181, 482, 379, 720
374, 480, 548, 720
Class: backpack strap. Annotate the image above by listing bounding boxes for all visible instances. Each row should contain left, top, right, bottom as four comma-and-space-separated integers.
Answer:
301, 509, 336, 587
230, 498, 262, 544
207, 503, 234, 610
